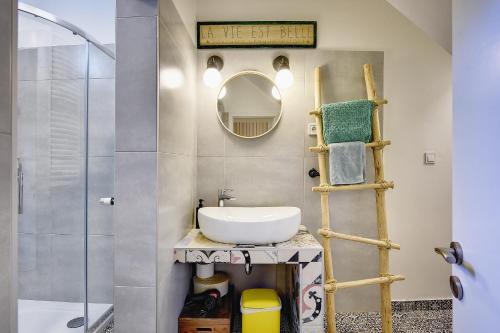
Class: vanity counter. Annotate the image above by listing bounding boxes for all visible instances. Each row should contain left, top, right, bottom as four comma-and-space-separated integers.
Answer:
174, 226, 325, 333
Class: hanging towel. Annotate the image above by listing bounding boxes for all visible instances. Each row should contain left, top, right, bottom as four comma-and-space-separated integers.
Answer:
329, 141, 366, 185
322, 99, 375, 144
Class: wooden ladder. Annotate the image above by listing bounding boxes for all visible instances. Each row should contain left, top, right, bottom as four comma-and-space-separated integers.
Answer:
309, 64, 405, 333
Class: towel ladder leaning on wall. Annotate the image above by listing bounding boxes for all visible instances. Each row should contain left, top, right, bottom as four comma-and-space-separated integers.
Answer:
309, 64, 405, 333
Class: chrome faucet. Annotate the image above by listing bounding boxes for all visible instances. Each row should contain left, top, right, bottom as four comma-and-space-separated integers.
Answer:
218, 189, 235, 207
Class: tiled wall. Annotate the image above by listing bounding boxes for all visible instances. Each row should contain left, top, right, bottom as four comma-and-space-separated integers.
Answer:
115, 0, 159, 331
0, 1, 15, 332
157, 0, 196, 332
16, 44, 115, 303
115, 1, 197, 332
196, 49, 384, 312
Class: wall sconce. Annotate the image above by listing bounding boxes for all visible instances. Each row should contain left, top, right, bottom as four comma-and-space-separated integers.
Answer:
273, 55, 294, 89
203, 55, 224, 88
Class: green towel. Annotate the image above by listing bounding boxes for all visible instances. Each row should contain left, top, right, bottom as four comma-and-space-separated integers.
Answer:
322, 99, 375, 144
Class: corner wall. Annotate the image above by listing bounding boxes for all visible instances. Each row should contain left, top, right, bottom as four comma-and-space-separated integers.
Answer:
115, 1, 159, 332
157, 0, 197, 332
196, 0, 452, 308
115, 0, 197, 332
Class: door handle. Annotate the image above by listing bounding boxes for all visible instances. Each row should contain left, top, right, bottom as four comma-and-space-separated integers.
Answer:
17, 159, 23, 214
434, 241, 463, 265
450, 276, 464, 300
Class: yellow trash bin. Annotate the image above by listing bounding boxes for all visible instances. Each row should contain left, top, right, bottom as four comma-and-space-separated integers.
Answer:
241, 289, 281, 333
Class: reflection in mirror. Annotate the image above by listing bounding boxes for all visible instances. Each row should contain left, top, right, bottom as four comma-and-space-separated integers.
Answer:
217, 71, 282, 138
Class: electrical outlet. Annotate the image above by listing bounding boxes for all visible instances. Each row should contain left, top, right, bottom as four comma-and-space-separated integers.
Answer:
308, 123, 318, 136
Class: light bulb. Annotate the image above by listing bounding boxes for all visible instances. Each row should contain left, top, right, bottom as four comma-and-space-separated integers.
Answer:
271, 86, 281, 100
218, 86, 227, 100
275, 68, 294, 89
203, 67, 222, 88
160, 67, 184, 89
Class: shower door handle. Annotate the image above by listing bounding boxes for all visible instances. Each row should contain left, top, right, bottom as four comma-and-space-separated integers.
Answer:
17, 159, 23, 214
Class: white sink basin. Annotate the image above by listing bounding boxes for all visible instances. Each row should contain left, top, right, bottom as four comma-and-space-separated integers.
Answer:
198, 207, 301, 245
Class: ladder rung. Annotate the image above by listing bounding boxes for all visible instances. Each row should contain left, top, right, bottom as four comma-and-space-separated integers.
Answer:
324, 274, 405, 293
318, 229, 401, 250
309, 99, 388, 116
309, 140, 391, 153
313, 181, 394, 192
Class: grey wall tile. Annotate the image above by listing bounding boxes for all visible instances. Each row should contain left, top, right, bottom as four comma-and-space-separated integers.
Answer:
225, 157, 304, 208
116, 16, 158, 152
0, 3, 12, 135
196, 83, 226, 157
49, 166, 85, 235
17, 234, 52, 300
115, 152, 157, 287
18, 47, 52, 81
158, 20, 196, 155
0, 133, 12, 328
52, 45, 87, 80
0, 4, 13, 330
88, 157, 114, 236
157, 153, 194, 284
34, 156, 52, 234
117, 0, 158, 18
158, 0, 193, 54
51, 234, 85, 302
88, 235, 114, 304
196, 157, 224, 207
115, 286, 156, 333
157, 268, 190, 333
17, 80, 51, 159
89, 79, 115, 157
89, 44, 116, 79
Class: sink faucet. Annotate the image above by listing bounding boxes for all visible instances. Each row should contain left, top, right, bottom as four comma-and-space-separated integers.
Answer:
218, 189, 235, 207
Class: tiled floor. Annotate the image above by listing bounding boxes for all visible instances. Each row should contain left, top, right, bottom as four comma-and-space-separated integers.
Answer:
104, 309, 452, 333
336, 310, 452, 333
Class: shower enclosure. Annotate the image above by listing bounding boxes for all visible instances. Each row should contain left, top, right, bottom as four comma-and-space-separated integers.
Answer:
17, 3, 115, 332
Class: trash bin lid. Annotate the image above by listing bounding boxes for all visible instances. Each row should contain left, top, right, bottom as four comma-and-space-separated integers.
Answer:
241, 289, 281, 309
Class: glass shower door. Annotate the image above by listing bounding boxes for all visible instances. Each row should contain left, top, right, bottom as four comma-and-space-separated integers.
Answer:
18, 6, 115, 332
18, 9, 89, 333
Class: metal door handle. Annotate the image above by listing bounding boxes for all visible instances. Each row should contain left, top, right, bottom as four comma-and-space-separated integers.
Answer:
17, 159, 23, 214
450, 276, 464, 300
434, 241, 463, 265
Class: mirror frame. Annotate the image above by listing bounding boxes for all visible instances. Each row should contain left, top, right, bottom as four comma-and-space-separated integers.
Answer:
216, 70, 283, 139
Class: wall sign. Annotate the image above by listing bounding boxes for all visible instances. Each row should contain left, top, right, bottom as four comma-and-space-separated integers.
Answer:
197, 21, 317, 49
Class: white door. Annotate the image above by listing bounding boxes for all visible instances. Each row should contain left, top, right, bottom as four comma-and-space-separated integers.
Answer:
453, 1, 500, 332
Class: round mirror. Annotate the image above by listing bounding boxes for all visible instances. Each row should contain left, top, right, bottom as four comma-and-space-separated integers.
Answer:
217, 71, 282, 138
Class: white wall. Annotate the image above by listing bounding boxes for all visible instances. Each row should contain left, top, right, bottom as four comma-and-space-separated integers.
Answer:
386, 0, 452, 53
22, 0, 115, 44
196, 0, 452, 303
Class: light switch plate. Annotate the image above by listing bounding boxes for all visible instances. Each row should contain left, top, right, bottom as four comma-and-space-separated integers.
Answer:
308, 123, 318, 136
424, 151, 436, 165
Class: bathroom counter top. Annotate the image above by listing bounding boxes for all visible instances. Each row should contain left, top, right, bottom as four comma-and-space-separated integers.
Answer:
174, 226, 325, 332
174, 225, 323, 265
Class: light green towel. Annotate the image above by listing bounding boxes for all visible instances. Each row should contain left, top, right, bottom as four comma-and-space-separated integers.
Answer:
322, 99, 375, 144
